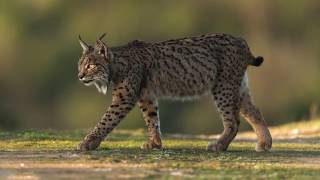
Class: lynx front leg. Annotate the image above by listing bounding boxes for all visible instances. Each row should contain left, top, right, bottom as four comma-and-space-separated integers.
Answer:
77, 82, 139, 151
137, 98, 162, 150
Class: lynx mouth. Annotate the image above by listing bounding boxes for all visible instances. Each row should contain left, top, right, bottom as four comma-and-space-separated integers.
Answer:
83, 80, 92, 83
81, 79, 94, 85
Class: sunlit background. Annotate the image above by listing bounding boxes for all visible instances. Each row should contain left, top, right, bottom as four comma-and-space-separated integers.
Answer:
1, 0, 320, 134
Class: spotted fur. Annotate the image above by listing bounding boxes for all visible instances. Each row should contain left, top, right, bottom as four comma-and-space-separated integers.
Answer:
76, 33, 272, 152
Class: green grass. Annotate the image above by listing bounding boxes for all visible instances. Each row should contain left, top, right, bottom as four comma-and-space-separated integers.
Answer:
1, 120, 320, 179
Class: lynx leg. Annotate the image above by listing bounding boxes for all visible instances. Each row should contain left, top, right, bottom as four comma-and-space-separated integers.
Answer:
208, 84, 241, 152
240, 91, 272, 152
137, 98, 162, 150
239, 73, 272, 152
77, 77, 140, 151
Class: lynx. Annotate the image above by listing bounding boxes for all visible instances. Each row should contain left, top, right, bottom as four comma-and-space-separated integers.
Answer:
76, 33, 272, 152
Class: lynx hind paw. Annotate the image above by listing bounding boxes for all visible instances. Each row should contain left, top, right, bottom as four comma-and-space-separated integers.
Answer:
255, 141, 272, 152
207, 142, 228, 152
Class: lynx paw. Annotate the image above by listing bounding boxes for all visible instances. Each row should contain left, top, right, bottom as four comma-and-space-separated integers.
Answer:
207, 142, 227, 152
77, 134, 102, 151
255, 140, 272, 152
141, 140, 162, 150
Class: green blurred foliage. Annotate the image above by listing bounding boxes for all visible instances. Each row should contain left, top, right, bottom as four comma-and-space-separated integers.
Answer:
1, 0, 320, 133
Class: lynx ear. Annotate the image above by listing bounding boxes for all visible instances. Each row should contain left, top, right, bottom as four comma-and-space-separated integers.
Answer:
95, 33, 107, 56
78, 35, 89, 52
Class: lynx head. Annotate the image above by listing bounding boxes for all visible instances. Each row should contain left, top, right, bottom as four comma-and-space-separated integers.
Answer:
77, 33, 112, 94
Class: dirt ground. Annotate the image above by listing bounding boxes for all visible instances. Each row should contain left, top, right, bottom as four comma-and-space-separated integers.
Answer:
1, 119, 320, 179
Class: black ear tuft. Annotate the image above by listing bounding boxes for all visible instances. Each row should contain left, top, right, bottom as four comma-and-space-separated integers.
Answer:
98, 33, 106, 41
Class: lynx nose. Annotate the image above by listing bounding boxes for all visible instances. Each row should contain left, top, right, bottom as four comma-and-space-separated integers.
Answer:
78, 73, 85, 80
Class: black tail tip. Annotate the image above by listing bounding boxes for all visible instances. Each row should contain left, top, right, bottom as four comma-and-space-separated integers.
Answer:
252, 56, 264, 66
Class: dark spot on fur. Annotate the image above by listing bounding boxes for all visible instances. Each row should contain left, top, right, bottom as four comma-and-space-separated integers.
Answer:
148, 112, 157, 117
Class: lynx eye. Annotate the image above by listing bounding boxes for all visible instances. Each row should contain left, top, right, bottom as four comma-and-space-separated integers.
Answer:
86, 64, 96, 70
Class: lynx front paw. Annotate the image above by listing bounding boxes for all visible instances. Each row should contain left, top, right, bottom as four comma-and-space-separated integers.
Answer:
77, 134, 102, 151
141, 140, 162, 150
141, 133, 162, 150
141, 135, 162, 150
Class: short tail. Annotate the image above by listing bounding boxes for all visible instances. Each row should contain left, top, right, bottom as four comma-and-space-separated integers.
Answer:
249, 56, 264, 67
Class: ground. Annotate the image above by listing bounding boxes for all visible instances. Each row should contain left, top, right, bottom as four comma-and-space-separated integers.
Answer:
1, 119, 320, 179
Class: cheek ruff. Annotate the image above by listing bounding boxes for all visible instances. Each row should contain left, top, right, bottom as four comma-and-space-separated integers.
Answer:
94, 80, 109, 95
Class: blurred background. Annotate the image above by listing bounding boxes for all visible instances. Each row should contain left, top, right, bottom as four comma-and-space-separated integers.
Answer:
1, 0, 320, 134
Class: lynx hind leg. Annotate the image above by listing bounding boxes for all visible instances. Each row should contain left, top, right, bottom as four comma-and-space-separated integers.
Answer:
240, 73, 272, 152
137, 98, 162, 150
208, 83, 241, 152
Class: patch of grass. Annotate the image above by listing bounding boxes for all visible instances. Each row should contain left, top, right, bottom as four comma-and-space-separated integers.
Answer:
1, 120, 320, 179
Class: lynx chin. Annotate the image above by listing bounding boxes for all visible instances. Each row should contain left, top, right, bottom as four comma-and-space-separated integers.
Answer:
76, 33, 272, 152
